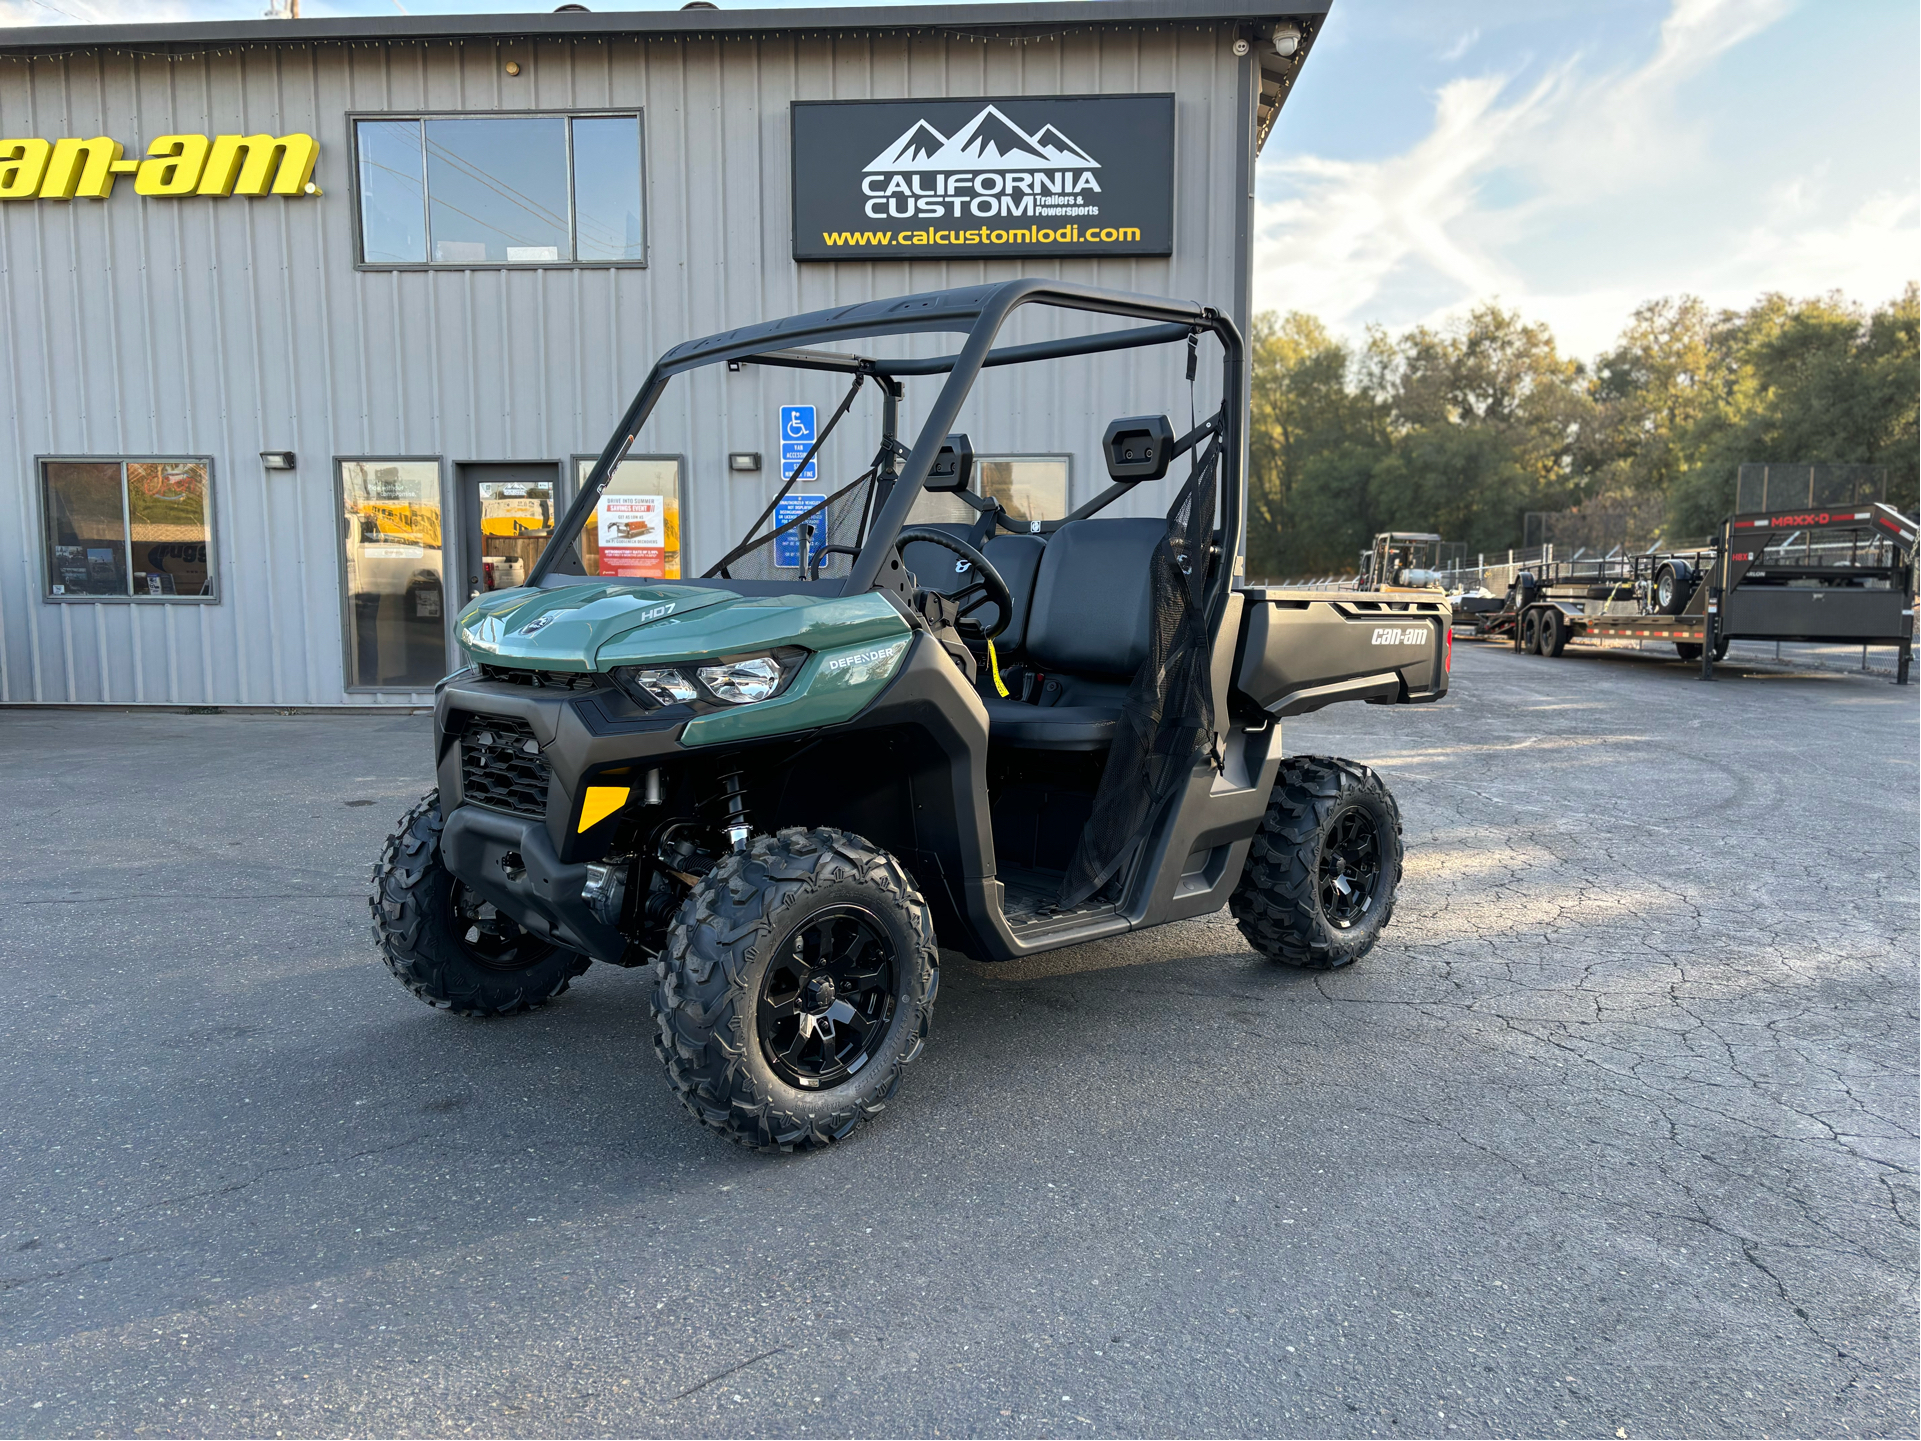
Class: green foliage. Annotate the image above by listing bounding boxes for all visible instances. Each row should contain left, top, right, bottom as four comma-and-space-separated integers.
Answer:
1246, 284, 1920, 575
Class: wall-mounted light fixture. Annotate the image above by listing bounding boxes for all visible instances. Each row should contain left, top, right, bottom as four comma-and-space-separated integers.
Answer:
260, 451, 296, 471
504, 60, 522, 76
728, 452, 761, 472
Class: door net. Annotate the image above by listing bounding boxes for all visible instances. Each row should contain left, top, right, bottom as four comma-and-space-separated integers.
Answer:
1059, 429, 1222, 908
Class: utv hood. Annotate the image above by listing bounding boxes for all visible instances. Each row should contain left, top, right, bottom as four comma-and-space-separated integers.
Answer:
454, 583, 733, 670
455, 581, 909, 671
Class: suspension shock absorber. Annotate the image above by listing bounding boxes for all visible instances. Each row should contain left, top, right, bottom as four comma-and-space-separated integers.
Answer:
717, 770, 752, 852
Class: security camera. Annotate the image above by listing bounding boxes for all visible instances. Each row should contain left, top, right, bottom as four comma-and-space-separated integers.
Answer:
1271, 23, 1301, 58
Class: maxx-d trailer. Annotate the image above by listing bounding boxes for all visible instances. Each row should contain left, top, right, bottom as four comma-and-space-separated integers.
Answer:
371, 280, 1450, 1151
1460, 504, 1916, 683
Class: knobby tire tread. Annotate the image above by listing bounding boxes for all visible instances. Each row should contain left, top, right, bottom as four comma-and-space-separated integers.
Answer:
1228, 756, 1404, 969
651, 826, 938, 1154
369, 790, 590, 1017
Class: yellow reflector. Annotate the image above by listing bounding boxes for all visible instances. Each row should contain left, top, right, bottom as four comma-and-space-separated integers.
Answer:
577, 785, 631, 832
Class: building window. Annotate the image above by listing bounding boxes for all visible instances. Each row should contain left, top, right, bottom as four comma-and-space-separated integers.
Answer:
338, 460, 448, 690
354, 113, 645, 267
575, 457, 682, 579
907, 454, 1070, 527
41, 458, 215, 600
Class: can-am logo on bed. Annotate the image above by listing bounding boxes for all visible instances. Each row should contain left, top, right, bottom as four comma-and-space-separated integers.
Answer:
791, 95, 1173, 261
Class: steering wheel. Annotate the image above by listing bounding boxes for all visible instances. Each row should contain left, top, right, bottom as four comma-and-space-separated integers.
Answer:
895, 526, 1015, 642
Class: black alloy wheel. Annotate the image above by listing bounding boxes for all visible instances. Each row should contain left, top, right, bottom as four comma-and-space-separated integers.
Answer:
1230, 756, 1405, 969
449, 878, 556, 972
756, 905, 898, 1089
1318, 807, 1384, 928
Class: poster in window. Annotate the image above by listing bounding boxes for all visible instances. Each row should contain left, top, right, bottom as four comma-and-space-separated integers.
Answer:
598, 493, 666, 578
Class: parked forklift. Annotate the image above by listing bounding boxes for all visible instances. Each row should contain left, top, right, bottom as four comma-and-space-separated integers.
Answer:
1358, 532, 1447, 591
1461, 504, 1915, 682
371, 280, 1450, 1151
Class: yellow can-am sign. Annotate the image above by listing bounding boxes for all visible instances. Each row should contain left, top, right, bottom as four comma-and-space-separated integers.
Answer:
0, 134, 319, 199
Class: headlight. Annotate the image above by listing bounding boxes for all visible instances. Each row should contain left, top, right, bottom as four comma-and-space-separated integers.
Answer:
614, 666, 699, 706
611, 652, 801, 709
697, 656, 783, 704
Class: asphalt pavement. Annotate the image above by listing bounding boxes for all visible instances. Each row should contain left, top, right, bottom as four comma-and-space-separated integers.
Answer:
2, 638, 1915, 1439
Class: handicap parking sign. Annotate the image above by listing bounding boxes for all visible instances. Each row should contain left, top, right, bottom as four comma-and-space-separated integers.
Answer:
780, 404, 817, 482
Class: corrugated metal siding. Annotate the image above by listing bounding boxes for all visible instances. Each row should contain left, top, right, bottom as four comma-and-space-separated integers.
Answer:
0, 24, 1249, 705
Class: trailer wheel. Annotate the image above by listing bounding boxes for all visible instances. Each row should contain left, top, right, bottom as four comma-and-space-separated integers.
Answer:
1520, 608, 1542, 654
1655, 562, 1694, 615
1541, 608, 1569, 657
1230, 757, 1404, 969
1675, 637, 1729, 663
650, 827, 937, 1152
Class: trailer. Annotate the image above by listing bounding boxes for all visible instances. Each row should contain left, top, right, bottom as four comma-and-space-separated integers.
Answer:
1458, 503, 1916, 683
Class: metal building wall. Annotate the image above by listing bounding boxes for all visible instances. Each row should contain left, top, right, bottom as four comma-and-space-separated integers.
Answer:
0, 21, 1251, 705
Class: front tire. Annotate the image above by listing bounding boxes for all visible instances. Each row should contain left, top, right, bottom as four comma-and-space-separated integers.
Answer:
1229, 757, 1405, 969
370, 791, 591, 1016
651, 827, 938, 1152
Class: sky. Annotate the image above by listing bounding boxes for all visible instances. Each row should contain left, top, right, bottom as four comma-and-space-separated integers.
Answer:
4, 0, 1916, 361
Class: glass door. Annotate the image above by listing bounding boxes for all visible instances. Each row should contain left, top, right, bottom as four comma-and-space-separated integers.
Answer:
456, 462, 562, 602
338, 459, 449, 690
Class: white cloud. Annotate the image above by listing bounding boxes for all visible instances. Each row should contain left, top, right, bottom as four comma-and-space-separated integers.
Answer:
1246, 0, 1917, 359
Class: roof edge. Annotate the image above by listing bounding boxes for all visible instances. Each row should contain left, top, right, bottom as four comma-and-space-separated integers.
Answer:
0, 0, 1328, 55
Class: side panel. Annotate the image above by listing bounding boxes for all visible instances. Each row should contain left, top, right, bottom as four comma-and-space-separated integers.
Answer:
1723, 587, 1912, 643
1233, 591, 1449, 717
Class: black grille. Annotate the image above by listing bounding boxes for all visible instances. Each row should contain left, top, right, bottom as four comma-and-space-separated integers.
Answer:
458, 713, 550, 818
479, 664, 603, 693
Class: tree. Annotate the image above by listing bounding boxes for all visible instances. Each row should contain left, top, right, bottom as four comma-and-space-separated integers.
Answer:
1580, 295, 1717, 505
1366, 303, 1591, 556
1669, 286, 1920, 536
1242, 286, 1918, 577
1245, 311, 1383, 578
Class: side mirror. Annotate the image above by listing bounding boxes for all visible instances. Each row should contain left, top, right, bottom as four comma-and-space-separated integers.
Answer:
1103, 415, 1175, 482
926, 433, 974, 492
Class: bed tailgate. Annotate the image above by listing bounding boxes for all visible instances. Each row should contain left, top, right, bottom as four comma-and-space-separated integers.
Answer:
1232, 588, 1451, 718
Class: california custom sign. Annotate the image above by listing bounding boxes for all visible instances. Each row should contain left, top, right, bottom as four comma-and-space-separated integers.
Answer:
791, 95, 1174, 261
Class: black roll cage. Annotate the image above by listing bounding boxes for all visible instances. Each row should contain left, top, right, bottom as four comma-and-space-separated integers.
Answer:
529, 278, 1244, 629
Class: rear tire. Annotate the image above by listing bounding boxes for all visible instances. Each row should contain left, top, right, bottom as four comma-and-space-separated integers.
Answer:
1520, 608, 1541, 654
1540, 608, 1568, 656
1675, 641, 1703, 662
370, 791, 591, 1016
651, 827, 938, 1152
1230, 757, 1405, 969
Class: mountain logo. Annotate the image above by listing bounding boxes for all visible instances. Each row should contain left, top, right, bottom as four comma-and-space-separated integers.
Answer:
865, 104, 1101, 173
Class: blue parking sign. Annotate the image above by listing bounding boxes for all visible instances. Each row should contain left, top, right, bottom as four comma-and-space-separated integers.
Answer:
780, 404, 817, 482
774, 494, 827, 569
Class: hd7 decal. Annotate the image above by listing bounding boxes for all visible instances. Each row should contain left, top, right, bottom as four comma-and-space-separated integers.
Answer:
790, 95, 1174, 261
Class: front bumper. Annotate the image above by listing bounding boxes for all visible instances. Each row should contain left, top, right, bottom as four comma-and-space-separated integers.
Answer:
434, 674, 687, 864
439, 804, 629, 963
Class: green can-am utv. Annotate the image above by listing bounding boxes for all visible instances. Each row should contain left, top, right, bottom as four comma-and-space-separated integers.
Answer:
371, 280, 1450, 1151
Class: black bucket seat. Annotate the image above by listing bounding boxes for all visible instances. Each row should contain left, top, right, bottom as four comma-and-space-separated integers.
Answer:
981, 517, 1162, 750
